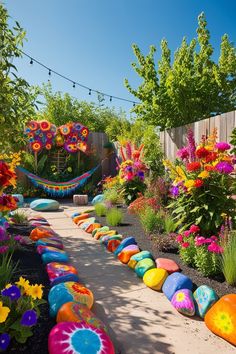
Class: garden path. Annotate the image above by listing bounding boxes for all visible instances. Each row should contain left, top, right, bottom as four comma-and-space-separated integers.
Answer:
28, 203, 235, 354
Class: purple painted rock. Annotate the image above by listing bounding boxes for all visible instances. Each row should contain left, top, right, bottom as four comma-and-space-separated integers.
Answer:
50, 273, 80, 287
162, 272, 193, 301
48, 322, 115, 354
171, 289, 195, 316
118, 244, 140, 264
36, 238, 64, 250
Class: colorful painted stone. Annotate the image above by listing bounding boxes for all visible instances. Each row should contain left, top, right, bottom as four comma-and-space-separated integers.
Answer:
143, 268, 168, 291
73, 213, 90, 224
100, 234, 123, 246
36, 238, 64, 249
91, 194, 105, 205
37, 245, 66, 255
85, 223, 101, 233
204, 294, 236, 346
48, 282, 94, 317
30, 199, 59, 211
94, 230, 117, 240
46, 262, 78, 281
134, 258, 156, 278
42, 251, 69, 265
57, 302, 107, 332
92, 226, 109, 238
118, 245, 140, 264
114, 237, 137, 256
30, 226, 58, 241
162, 272, 193, 301
30, 220, 51, 227
155, 258, 180, 274
171, 289, 195, 316
50, 273, 80, 287
193, 285, 219, 318
48, 322, 114, 354
71, 212, 80, 218
107, 239, 121, 253
79, 218, 96, 230
128, 250, 153, 269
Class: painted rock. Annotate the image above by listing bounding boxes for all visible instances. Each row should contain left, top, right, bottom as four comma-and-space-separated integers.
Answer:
171, 289, 195, 316
107, 239, 121, 253
79, 218, 96, 230
135, 258, 156, 278
92, 226, 109, 238
30, 221, 51, 227
155, 258, 180, 273
30, 226, 57, 241
50, 273, 80, 287
48, 322, 114, 354
30, 199, 59, 211
48, 282, 94, 317
42, 251, 69, 264
100, 234, 123, 246
143, 268, 168, 291
94, 230, 117, 240
37, 245, 66, 255
114, 237, 137, 256
57, 302, 107, 332
73, 213, 90, 224
28, 216, 46, 221
128, 250, 153, 270
36, 238, 64, 249
71, 212, 80, 218
91, 194, 105, 205
193, 285, 219, 318
85, 223, 101, 233
118, 245, 140, 264
205, 294, 236, 346
162, 272, 193, 301
46, 262, 78, 281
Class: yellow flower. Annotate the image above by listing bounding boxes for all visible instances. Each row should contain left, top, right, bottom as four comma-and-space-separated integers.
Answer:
176, 292, 185, 302
5, 284, 12, 289
184, 180, 195, 190
198, 171, 209, 179
0, 301, 10, 323
213, 311, 233, 335
27, 284, 44, 300
15, 276, 30, 293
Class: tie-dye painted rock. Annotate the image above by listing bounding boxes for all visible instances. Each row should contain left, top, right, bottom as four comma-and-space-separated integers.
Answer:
100, 234, 123, 246
171, 289, 195, 316
48, 322, 114, 354
128, 251, 153, 269
114, 237, 137, 256
143, 268, 168, 291
193, 285, 219, 318
42, 251, 69, 265
56, 302, 107, 332
46, 262, 78, 281
50, 273, 80, 287
155, 258, 180, 273
36, 238, 64, 249
37, 245, 66, 255
107, 239, 121, 253
30, 199, 59, 211
135, 258, 156, 278
118, 244, 140, 264
162, 273, 193, 301
205, 294, 236, 346
30, 226, 57, 241
85, 223, 101, 233
92, 226, 110, 238
48, 282, 94, 317
73, 213, 90, 224
94, 230, 117, 240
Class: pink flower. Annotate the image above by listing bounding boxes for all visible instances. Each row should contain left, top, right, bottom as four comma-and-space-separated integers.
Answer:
189, 225, 200, 234
204, 238, 212, 244
210, 235, 218, 241
177, 147, 189, 160
182, 242, 190, 248
176, 234, 183, 243
195, 236, 207, 246
183, 230, 191, 237
215, 142, 231, 151
0, 246, 9, 254
207, 242, 223, 254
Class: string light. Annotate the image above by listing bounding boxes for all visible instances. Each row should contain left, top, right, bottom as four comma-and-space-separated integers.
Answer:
30, 58, 33, 65
89, 89, 91, 95
48, 69, 51, 76
73, 82, 75, 88
110, 96, 112, 102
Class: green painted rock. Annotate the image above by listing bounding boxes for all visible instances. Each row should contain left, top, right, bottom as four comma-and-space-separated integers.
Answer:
128, 251, 153, 270
92, 226, 109, 238
135, 258, 156, 278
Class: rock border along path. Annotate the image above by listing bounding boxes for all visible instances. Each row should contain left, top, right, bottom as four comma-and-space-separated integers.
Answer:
29, 203, 235, 354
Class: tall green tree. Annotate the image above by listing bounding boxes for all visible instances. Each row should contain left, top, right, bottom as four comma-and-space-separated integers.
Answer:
125, 13, 236, 129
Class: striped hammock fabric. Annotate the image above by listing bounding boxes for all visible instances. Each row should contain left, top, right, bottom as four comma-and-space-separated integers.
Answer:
17, 165, 99, 197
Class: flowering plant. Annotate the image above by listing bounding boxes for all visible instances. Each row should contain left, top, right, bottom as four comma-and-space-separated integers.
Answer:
128, 195, 160, 215
0, 277, 46, 350
165, 129, 235, 234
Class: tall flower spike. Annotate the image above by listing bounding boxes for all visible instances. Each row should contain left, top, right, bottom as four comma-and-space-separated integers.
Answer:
126, 142, 132, 159
186, 129, 196, 162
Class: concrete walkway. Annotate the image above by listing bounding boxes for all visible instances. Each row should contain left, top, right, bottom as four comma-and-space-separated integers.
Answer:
29, 203, 235, 354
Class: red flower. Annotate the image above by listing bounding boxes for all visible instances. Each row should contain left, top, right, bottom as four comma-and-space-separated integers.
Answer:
194, 179, 204, 188
182, 242, 190, 248
0, 161, 16, 188
205, 152, 218, 163
186, 162, 201, 172
205, 165, 215, 172
196, 147, 209, 158
189, 225, 200, 233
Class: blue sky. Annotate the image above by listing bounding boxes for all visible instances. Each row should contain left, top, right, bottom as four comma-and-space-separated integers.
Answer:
3, 0, 236, 114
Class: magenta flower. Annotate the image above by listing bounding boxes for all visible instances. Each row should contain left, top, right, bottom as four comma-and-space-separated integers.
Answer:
215, 142, 231, 151
176, 234, 183, 243
0, 226, 8, 241
176, 147, 189, 160
215, 161, 234, 174
0, 246, 9, 254
182, 242, 190, 248
207, 242, 223, 254
186, 129, 196, 162
210, 235, 218, 241
189, 225, 200, 234
20, 310, 37, 326
195, 236, 207, 246
183, 230, 191, 237
170, 186, 179, 197
1, 285, 21, 301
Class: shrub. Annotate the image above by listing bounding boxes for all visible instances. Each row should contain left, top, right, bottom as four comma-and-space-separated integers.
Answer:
128, 196, 160, 215
10, 210, 28, 224
106, 208, 123, 226
221, 231, 236, 285
104, 188, 121, 205
140, 207, 163, 234
94, 203, 107, 217
163, 214, 178, 233
154, 233, 178, 252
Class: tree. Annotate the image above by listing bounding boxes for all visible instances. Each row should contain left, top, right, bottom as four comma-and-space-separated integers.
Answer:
125, 13, 236, 129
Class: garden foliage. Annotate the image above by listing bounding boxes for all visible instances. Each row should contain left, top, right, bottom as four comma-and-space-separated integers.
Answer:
106, 208, 123, 227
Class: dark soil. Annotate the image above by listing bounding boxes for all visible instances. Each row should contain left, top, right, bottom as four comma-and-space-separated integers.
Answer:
91, 206, 236, 298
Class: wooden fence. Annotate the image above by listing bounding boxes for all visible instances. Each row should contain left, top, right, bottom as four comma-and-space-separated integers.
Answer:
160, 110, 236, 161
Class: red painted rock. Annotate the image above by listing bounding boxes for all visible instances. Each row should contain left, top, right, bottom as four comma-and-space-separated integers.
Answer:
155, 258, 180, 273
107, 239, 121, 253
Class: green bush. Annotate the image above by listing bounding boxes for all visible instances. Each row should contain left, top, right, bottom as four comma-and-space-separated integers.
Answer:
11, 210, 28, 224
94, 203, 107, 217
163, 214, 178, 233
221, 231, 236, 285
106, 208, 123, 226
104, 188, 121, 205
140, 207, 163, 233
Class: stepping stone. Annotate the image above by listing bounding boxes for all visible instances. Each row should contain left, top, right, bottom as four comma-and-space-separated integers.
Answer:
128, 250, 153, 269
193, 285, 219, 318
92, 226, 109, 238
56, 302, 107, 333
118, 244, 140, 264
50, 273, 80, 287
36, 238, 64, 249
205, 294, 236, 346
73, 213, 90, 224
135, 258, 156, 278
107, 239, 121, 252
46, 262, 78, 282
30, 199, 59, 211
143, 268, 168, 291
162, 272, 193, 301
171, 289, 195, 316
42, 251, 69, 265
114, 237, 137, 256
94, 230, 117, 240
48, 282, 94, 317
155, 258, 180, 273
91, 194, 104, 205
85, 223, 101, 233
37, 245, 66, 255
48, 322, 114, 354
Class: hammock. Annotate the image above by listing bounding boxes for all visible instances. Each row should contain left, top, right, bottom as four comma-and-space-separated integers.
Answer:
17, 165, 99, 197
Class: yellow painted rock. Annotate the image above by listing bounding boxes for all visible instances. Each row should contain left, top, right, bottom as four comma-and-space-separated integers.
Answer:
94, 230, 117, 240
143, 268, 168, 291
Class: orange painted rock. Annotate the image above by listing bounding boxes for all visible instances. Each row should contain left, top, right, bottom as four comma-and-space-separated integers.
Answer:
56, 302, 107, 332
204, 294, 236, 346
30, 227, 56, 241
85, 223, 101, 233
118, 245, 140, 264
107, 239, 121, 252
155, 258, 180, 273
143, 268, 168, 291
73, 213, 90, 224
94, 230, 117, 240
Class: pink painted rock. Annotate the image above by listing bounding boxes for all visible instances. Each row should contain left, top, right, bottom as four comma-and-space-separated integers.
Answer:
48, 322, 115, 354
155, 258, 180, 273
171, 289, 195, 316
46, 262, 78, 281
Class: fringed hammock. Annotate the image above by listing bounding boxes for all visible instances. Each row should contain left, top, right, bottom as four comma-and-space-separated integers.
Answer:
17, 165, 99, 197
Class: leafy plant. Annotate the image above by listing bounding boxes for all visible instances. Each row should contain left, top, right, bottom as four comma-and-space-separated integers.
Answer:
140, 207, 163, 234
10, 211, 28, 225
221, 231, 236, 285
106, 208, 123, 226
104, 188, 121, 205
120, 178, 146, 206
94, 203, 107, 217
0, 252, 18, 290
163, 214, 178, 233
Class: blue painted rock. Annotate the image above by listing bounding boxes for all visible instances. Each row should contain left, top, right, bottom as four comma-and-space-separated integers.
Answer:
46, 262, 78, 281
171, 289, 195, 316
155, 258, 180, 273
143, 268, 168, 291
48, 282, 94, 317
92, 226, 109, 238
42, 251, 69, 264
37, 245, 66, 255
118, 244, 140, 264
80, 218, 96, 230
193, 285, 219, 318
48, 322, 115, 354
162, 272, 193, 301
114, 237, 137, 256
71, 212, 80, 218
12, 194, 24, 207
135, 258, 156, 278
128, 250, 153, 269
30, 199, 59, 211
91, 194, 104, 205
36, 238, 64, 249
50, 273, 80, 287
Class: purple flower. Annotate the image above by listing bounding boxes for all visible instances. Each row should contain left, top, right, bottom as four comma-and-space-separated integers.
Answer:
186, 129, 196, 162
215, 161, 234, 174
20, 310, 37, 326
176, 147, 189, 160
215, 142, 231, 151
0, 246, 9, 254
1, 285, 21, 301
0, 333, 10, 351
0, 226, 8, 241
170, 186, 179, 197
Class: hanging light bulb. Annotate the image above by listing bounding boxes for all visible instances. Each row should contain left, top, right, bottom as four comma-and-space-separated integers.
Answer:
133, 102, 136, 107
48, 69, 51, 76
73, 82, 75, 88
30, 58, 33, 65
89, 89, 91, 95
110, 96, 112, 102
